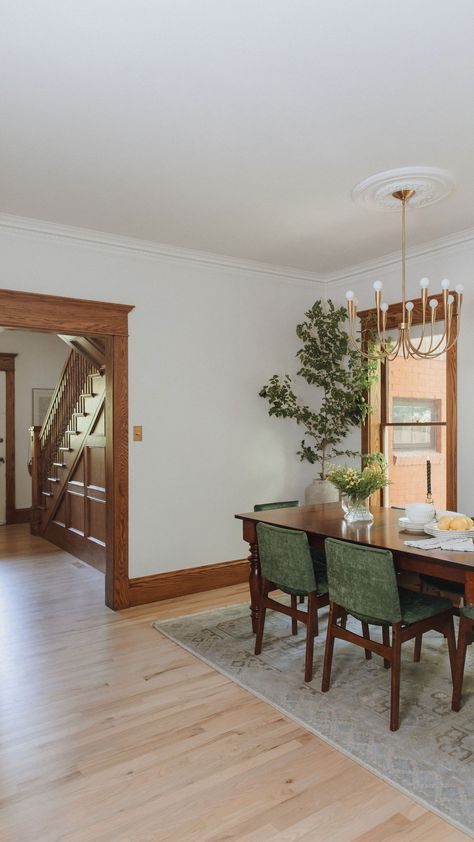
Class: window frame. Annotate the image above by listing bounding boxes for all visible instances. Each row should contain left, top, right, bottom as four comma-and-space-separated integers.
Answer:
359, 292, 457, 510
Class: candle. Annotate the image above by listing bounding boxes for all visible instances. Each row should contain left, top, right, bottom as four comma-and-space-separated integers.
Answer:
426, 459, 431, 497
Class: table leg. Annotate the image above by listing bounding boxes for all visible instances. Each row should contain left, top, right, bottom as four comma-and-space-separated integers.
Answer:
248, 541, 261, 633
465, 572, 474, 606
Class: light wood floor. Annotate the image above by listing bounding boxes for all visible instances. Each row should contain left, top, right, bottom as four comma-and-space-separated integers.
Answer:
0, 525, 469, 842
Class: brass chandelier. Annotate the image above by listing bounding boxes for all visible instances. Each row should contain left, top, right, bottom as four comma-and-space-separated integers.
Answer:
346, 189, 463, 361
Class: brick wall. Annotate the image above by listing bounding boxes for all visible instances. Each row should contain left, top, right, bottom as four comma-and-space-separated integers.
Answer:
386, 355, 446, 508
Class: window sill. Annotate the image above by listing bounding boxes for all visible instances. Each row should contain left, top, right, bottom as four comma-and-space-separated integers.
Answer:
392, 452, 443, 467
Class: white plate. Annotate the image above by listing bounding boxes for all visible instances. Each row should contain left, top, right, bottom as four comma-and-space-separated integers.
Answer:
424, 523, 474, 539
398, 517, 433, 534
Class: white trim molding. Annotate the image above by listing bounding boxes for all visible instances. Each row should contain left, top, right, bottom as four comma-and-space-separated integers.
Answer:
323, 226, 474, 288
1, 211, 473, 292
0, 213, 324, 290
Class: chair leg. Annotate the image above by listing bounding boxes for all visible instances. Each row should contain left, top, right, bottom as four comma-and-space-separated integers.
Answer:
361, 621, 372, 660
321, 602, 337, 692
299, 595, 305, 604
340, 608, 347, 630
452, 617, 470, 712
413, 633, 422, 663
444, 616, 457, 683
390, 623, 402, 732
304, 593, 316, 682
254, 591, 267, 656
291, 595, 298, 635
382, 625, 391, 669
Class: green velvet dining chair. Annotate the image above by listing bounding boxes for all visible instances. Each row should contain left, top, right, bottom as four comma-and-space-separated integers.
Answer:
253, 500, 327, 600
255, 522, 329, 682
254, 501, 299, 511
322, 538, 457, 731
452, 605, 474, 711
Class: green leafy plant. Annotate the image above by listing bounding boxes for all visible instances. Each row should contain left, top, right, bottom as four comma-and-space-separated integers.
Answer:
259, 299, 377, 479
326, 453, 389, 503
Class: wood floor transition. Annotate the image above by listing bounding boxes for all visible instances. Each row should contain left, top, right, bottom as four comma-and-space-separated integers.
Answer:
0, 524, 468, 841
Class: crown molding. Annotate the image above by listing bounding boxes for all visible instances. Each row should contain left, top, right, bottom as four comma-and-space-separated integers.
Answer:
323, 225, 474, 287
1, 211, 473, 291
0, 213, 324, 289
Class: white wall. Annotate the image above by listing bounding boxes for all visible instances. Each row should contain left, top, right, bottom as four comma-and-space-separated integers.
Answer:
324, 233, 474, 514
0, 221, 324, 575
0, 330, 68, 509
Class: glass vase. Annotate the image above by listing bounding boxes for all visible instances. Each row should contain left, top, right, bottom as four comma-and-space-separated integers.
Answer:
341, 494, 374, 523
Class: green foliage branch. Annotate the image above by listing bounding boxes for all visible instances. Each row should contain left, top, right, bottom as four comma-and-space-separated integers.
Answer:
259, 299, 377, 479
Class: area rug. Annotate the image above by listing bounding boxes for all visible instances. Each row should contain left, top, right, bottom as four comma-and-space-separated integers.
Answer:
154, 602, 474, 837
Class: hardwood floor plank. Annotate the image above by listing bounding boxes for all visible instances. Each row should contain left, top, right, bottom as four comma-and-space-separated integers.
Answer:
0, 525, 469, 842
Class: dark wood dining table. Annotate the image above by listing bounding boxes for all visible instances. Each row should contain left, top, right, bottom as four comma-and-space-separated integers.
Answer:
235, 503, 474, 633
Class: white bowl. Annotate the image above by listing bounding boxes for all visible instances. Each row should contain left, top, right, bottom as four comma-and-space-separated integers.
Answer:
405, 502, 435, 525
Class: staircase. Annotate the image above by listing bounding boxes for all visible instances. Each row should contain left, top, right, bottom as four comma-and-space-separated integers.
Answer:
30, 347, 107, 570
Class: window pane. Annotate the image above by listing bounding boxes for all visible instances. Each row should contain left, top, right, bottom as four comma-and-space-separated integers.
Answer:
384, 426, 446, 508
392, 397, 440, 424
386, 333, 446, 424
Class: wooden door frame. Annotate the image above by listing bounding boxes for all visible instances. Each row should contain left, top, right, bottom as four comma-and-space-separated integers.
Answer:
359, 292, 457, 510
0, 289, 134, 609
0, 353, 18, 524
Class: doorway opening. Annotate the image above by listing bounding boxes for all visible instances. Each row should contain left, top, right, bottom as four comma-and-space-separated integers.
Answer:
0, 289, 133, 609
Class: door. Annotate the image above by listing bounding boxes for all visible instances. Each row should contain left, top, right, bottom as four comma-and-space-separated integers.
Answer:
0, 371, 5, 524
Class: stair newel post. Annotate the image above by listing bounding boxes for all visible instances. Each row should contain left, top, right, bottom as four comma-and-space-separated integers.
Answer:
29, 425, 43, 535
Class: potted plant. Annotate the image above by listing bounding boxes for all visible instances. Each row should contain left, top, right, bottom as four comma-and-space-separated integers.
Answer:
326, 453, 389, 522
259, 299, 377, 504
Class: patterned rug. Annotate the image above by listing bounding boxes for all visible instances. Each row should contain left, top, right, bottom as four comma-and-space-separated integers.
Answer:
154, 602, 474, 837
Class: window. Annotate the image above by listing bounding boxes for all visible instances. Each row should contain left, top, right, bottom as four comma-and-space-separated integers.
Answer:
392, 398, 441, 452
360, 303, 456, 510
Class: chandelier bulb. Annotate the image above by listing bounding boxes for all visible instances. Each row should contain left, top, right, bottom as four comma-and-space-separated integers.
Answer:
345, 290, 354, 300
456, 284, 464, 294
448, 294, 455, 305
380, 302, 389, 312
373, 280, 383, 292
429, 299, 438, 309
419, 277, 430, 288
441, 279, 450, 290
405, 301, 414, 311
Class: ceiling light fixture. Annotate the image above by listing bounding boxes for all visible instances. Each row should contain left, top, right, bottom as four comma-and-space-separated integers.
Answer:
347, 168, 462, 360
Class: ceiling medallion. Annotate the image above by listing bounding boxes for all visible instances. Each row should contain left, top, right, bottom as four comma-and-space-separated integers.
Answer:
351, 166, 456, 211
346, 168, 461, 361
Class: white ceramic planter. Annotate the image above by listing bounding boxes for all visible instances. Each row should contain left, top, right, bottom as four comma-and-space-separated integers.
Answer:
304, 478, 339, 506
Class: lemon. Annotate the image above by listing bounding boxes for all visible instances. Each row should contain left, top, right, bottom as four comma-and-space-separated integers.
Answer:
450, 516, 468, 531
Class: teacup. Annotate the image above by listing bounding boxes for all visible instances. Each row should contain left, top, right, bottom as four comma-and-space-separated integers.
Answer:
405, 502, 435, 524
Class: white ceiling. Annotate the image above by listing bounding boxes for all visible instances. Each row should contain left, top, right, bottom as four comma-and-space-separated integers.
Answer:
1, 1, 474, 273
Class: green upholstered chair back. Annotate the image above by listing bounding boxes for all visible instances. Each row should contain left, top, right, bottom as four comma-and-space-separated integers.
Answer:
324, 538, 402, 625
254, 501, 299, 511
257, 522, 316, 594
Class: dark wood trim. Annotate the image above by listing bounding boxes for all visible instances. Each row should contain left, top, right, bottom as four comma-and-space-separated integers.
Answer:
446, 340, 457, 510
0, 289, 133, 609
0, 289, 133, 336
360, 294, 457, 510
45, 520, 106, 572
0, 354, 17, 523
9, 507, 31, 524
105, 336, 130, 609
128, 558, 248, 607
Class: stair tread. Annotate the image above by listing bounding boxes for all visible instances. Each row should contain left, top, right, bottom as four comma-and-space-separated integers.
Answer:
47, 477, 59, 483
53, 462, 66, 467
41, 491, 53, 497
59, 447, 72, 452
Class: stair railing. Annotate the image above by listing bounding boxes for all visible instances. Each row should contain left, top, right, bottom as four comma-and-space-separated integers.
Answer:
29, 350, 99, 530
